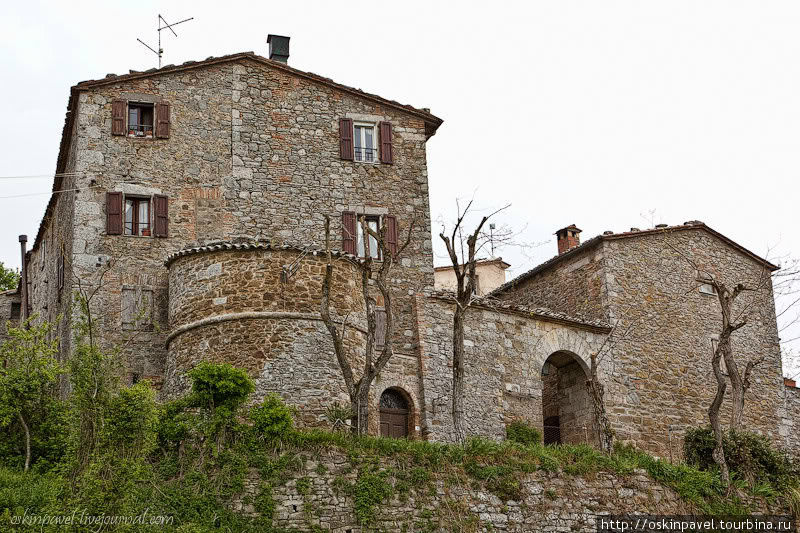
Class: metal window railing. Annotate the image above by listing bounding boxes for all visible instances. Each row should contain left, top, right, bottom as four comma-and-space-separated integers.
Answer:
354, 147, 377, 162
128, 124, 154, 136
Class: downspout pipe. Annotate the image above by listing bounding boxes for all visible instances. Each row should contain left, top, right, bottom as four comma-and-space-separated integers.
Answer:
18, 235, 28, 323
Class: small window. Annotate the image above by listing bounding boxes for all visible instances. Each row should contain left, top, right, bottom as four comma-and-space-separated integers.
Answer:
128, 103, 154, 137
124, 197, 152, 236
356, 215, 380, 259
353, 123, 377, 163
10, 302, 21, 320
699, 282, 716, 295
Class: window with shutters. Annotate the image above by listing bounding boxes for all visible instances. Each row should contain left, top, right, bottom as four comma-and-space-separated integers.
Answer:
342, 211, 398, 259
339, 119, 393, 164
124, 197, 152, 236
112, 99, 170, 138
128, 103, 154, 137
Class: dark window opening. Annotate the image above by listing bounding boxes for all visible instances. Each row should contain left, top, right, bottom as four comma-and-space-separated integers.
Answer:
10, 302, 21, 320
128, 103, 154, 137
125, 197, 151, 236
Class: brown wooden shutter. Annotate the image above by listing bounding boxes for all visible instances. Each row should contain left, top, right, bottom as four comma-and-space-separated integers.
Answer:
385, 215, 398, 258
111, 99, 126, 136
155, 102, 171, 139
342, 211, 356, 254
154, 195, 169, 237
379, 121, 393, 164
339, 118, 354, 160
106, 192, 123, 235
374, 308, 387, 351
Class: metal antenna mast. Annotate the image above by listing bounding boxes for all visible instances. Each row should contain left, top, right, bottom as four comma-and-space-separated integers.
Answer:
137, 14, 194, 68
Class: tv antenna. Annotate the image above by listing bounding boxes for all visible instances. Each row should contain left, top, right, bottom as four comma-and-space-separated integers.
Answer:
137, 14, 194, 68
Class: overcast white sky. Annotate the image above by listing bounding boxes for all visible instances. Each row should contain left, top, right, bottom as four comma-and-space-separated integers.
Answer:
1, 1, 798, 376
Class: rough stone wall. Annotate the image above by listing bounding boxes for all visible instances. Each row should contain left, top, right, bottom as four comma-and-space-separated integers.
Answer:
164, 246, 423, 435
601, 230, 784, 457
414, 295, 609, 443
0, 290, 21, 346
24, 108, 81, 368
779, 384, 800, 458
497, 245, 607, 322
233, 450, 693, 532
27, 56, 434, 384
497, 228, 790, 457
557, 360, 598, 446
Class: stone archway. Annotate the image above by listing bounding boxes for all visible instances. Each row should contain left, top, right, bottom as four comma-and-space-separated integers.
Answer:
541, 350, 595, 446
379, 387, 413, 438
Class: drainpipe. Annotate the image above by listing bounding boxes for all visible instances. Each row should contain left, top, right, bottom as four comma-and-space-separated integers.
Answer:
18, 235, 28, 323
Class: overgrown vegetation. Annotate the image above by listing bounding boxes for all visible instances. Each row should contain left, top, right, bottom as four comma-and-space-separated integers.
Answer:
0, 261, 20, 292
1, 312, 798, 531
506, 420, 542, 446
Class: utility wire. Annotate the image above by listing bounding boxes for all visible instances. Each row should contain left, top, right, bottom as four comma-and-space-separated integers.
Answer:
0, 172, 82, 180
0, 185, 103, 200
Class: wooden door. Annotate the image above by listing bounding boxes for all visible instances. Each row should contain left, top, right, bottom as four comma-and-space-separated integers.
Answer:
380, 407, 408, 438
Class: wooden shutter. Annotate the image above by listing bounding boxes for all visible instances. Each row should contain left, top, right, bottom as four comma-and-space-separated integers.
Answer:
379, 121, 393, 164
342, 211, 356, 254
385, 215, 398, 258
339, 118, 354, 160
111, 99, 126, 136
106, 192, 123, 235
374, 308, 387, 351
155, 102, 171, 139
154, 195, 169, 237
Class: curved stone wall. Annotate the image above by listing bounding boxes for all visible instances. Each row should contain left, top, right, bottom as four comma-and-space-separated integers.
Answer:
163, 244, 368, 424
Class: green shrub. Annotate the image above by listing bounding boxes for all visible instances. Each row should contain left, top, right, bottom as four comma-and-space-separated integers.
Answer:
506, 420, 542, 446
684, 427, 798, 487
188, 362, 255, 414
102, 382, 159, 456
250, 394, 294, 440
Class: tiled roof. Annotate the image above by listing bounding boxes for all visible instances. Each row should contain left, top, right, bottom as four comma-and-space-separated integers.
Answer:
164, 240, 366, 268
428, 290, 611, 332
491, 221, 779, 296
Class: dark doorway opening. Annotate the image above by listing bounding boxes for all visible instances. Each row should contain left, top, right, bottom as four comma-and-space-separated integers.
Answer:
379, 388, 409, 438
541, 351, 595, 446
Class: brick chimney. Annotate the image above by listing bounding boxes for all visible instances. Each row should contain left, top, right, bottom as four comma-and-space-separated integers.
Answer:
555, 225, 582, 255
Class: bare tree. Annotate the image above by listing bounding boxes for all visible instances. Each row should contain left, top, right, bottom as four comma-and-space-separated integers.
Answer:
438, 199, 510, 444
320, 215, 413, 435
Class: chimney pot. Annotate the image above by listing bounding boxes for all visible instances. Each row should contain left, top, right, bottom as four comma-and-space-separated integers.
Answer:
267, 34, 290, 63
555, 224, 582, 255
18, 235, 28, 243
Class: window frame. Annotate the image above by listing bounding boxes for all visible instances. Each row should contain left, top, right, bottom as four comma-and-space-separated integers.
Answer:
127, 102, 155, 138
356, 214, 382, 260
353, 122, 378, 164
123, 195, 153, 237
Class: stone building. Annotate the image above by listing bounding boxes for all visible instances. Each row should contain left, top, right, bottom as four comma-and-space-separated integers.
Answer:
1, 37, 798, 457
433, 257, 510, 296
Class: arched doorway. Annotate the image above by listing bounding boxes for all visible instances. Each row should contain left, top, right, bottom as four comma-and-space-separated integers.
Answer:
541, 351, 594, 446
379, 388, 410, 438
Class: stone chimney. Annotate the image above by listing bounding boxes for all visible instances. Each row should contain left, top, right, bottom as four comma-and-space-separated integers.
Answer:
555, 225, 582, 255
267, 34, 290, 63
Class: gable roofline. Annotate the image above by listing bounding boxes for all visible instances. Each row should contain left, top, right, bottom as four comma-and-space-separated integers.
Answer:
74, 52, 443, 133
433, 257, 511, 272
31, 51, 444, 256
490, 221, 780, 296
